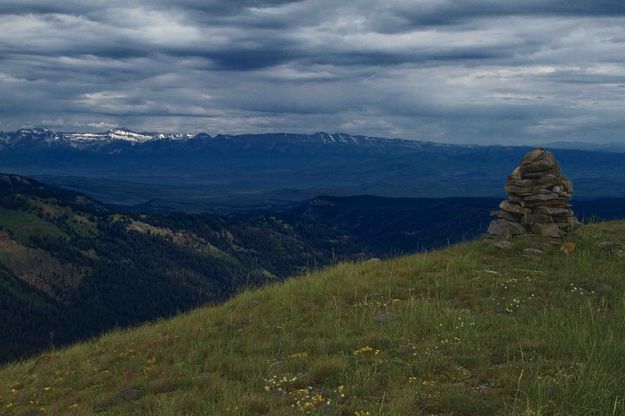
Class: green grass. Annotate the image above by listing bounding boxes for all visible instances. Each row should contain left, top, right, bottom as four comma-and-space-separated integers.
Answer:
1, 221, 625, 415
0, 208, 67, 244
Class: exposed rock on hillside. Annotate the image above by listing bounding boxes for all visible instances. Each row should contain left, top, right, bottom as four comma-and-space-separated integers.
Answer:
487, 148, 580, 243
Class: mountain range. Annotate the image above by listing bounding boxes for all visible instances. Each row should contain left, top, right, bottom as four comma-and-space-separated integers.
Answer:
0, 127, 412, 147
3, 128, 625, 213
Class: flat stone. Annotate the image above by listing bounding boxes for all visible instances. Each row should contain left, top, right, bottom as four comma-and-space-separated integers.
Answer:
505, 185, 534, 195
523, 199, 569, 208
118, 387, 140, 401
523, 248, 544, 255
561, 177, 574, 194
520, 213, 552, 226
509, 167, 522, 180
475, 383, 491, 393
521, 147, 551, 163
490, 210, 519, 221
537, 173, 560, 180
487, 219, 526, 236
520, 154, 559, 172
549, 214, 570, 222
532, 223, 563, 238
535, 206, 570, 215
508, 179, 534, 187
499, 200, 530, 215
494, 240, 514, 250
521, 168, 560, 178
597, 241, 613, 252
524, 192, 561, 202
567, 216, 582, 229
533, 188, 557, 194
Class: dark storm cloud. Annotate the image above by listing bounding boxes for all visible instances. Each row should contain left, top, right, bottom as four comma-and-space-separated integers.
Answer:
389, 0, 625, 27
0, 0, 303, 16
1, 0, 625, 144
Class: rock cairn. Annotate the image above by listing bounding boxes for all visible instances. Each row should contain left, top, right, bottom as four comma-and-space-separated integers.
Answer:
487, 148, 580, 243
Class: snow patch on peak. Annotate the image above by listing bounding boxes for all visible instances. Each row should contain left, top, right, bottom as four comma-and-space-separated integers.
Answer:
314, 132, 363, 145
107, 129, 153, 142
62, 128, 194, 143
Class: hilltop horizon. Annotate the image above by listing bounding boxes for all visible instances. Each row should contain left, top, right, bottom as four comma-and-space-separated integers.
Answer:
4, 126, 625, 150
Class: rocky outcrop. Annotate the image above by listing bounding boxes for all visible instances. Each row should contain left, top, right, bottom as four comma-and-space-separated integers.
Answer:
487, 148, 580, 243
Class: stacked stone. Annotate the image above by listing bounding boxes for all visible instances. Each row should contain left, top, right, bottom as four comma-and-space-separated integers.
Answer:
487, 147, 580, 243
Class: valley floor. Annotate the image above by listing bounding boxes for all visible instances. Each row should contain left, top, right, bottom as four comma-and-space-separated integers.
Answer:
1, 221, 625, 415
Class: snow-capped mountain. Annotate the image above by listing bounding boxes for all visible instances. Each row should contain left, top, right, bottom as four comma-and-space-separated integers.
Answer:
65, 128, 156, 143
0, 127, 195, 146
0, 128, 430, 151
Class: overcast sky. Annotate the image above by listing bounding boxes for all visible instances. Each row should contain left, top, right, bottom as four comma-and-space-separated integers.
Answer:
1, 0, 625, 144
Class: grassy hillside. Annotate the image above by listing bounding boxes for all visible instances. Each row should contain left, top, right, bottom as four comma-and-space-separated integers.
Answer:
1, 221, 625, 415
0, 174, 364, 362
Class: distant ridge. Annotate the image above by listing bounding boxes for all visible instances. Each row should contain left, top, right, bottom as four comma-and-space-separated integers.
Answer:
3, 128, 625, 212
0, 128, 434, 147
545, 140, 625, 153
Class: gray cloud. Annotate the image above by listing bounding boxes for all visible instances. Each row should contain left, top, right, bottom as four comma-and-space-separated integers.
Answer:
389, 0, 625, 27
0, 0, 624, 144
